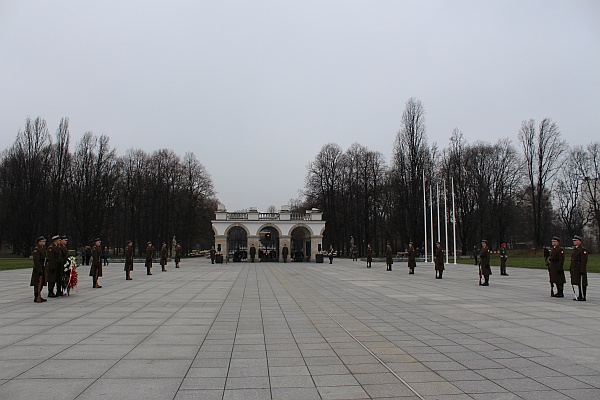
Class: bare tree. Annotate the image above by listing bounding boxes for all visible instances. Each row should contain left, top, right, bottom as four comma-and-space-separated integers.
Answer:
518, 118, 565, 246
575, 142, 600, 250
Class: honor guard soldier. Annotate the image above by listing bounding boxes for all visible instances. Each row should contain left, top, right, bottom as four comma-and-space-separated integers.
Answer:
548, 236, 566, 297
407, 242, 416, 274
31, 236, 47, 303
570, 235, 588, 301
282, 243, 289, 262
250, 244, 257, 262
434, 242, 444, 279
46, 235, 61, 297
479, 239, 491, 286
145, 242, 153, 275
210, 246, 216, 264
328, 245, 334, 264
366, 244, 373, 268
385, 243, 393, 271
175, 244, 182, 268
160, 243, 168, 271
499, 242, 509, 276
90, 238, 102, 288
58, 235, 69, 295
124, 240, 134, 280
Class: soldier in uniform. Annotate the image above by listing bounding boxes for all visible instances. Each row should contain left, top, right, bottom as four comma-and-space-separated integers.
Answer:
282, 243, 289, 263
90, 238, 102, 288
145, 242, 153, 275
499, 242, 509, 276
250, 244, 257, 263
31, 236, 47, 303
434, 242, 444, 279
124, 240, 134, 280
570, 235, 588, 301
175, 244, 182, 268
210, 246, 216, 264
160, 243, 168, 271
385, 243, 393, 271
366, 244, 373, 268
328, 245, 334, 264
548, 236, 565, 297
407, 241, 416, 274
46, 235, 61, 297
479, 239, 491, 286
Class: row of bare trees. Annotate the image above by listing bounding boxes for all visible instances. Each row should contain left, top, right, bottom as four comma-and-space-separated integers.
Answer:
0, 117, 216, 257
302, 98, 600, 257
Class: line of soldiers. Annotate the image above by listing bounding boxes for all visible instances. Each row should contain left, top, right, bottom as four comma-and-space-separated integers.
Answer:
32, 237, 184, 303
547, 235, 589, 301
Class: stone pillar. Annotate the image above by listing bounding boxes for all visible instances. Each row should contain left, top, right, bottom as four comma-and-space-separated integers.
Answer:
310, 235, 322, 261
247, 235, 259, 262
279, 235, 290, 262
215, 235, 227, 256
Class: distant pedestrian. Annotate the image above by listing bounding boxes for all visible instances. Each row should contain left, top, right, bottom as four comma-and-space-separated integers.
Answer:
434, 242, 444, 279
385, 243, 393, 271
160, 243, 167, 271
90, 238, 102, 288
145, 242, 153, 275
328, 245, 334, 264
479, 239, 491, 286
210, 246, 216, 264
499, 242, 509, 276
124, 240, 133, 280
407, 242, 416, 274
175, 244, 182, 268
102, 246, 109, 266
366, 244, 372, 268
473, 245, 478, 265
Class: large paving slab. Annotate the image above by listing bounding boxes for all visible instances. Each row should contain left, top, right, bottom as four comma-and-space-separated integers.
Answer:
0, 257, 598, 399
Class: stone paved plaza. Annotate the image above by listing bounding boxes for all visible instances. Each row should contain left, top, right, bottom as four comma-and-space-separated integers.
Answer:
1, 258, 599, 400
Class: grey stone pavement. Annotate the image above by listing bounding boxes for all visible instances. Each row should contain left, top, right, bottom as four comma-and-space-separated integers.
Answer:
1, 258, 599, 400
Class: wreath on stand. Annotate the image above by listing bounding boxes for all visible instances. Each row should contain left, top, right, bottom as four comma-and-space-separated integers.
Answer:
61, 256, 79, 295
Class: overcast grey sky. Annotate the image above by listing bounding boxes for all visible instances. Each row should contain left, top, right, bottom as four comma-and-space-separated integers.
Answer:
1, 0, 599, 212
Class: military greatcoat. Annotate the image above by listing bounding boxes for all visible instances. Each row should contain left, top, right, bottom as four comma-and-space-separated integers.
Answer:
408, 247, 416, 270
548, 245, 566, 284
479, 247, 491, 276
124, 246, 134, 272
30, 244, 47, 287
89, 245, 102, 277
434, 247, 444, 271
570, 245, 588, 287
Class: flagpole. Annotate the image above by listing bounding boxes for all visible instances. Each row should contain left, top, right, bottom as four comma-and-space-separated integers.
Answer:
437, 183, 441, 242
430, 184, 434, 263
444, 180, 449, 264
423, 171, 427, 263
452, 177, 457, 264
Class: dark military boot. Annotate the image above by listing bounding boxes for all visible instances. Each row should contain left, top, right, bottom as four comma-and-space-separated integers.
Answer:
556, 285, 564, 298
483, 276, 489, 286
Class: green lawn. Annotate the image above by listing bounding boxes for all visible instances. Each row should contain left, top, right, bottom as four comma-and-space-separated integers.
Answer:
0, 256, 33, 271
488, 249, 600, 273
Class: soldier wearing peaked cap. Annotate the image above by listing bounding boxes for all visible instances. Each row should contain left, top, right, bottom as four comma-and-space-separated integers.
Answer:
30, 236, 48, 303
499, 242, 509, 276
46, 235, 61, 297
434, 242, 444, 279
124, 240, 134, 280
89, 238, 102, 288
145, 242, 153, 275
548, 236, 566, 298
570, 235, 588, 301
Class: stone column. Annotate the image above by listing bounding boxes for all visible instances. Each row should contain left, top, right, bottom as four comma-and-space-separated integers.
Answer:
215, 235, 227, 256
310, 235, 323, 261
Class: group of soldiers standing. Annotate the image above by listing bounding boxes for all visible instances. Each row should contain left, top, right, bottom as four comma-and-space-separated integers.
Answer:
546, 235, 589, 301
31, 237, 183, 303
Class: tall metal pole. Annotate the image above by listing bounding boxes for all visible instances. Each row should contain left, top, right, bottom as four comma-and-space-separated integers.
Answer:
422, 171, 428, 263
452, 177, 457, 264
444, 180, 449, 264
430, 184, 434, 263
436, 183, 441, 242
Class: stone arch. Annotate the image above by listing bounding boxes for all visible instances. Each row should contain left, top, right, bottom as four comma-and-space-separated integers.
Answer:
287, 223, 314, 237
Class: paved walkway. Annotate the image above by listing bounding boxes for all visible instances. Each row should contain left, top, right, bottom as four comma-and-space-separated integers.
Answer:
0, 258, 599, 400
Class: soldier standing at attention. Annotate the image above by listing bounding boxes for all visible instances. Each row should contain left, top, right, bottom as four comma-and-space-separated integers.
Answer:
479, 239, 491, 286
160, 243, 168, 271
124, 240, 134, 280
210, 246, 216, 264
366, 244, 373, 268
385, 243, 393, 271
548, 236, 565, 297
328, 245, 334, 264
499, 242, 509, 276
175, 244, 182, 268
434, 242, 444, 279
31, 236, 47, 303
282, 243, 289, 263
90, 238, 102, 288
250, 244, 257, 263
46, 235, 61, 297
145, 242, 153, 275
407, 242, 416, 274
570, 235, 588, 301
